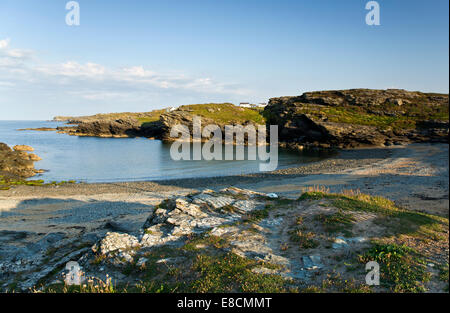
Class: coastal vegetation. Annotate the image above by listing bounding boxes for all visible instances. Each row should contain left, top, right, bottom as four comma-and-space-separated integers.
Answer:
14, 186, 446, 294
0, 175, 76, 190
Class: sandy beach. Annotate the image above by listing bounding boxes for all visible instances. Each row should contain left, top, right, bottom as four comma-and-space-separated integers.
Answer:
1, 143, 448, 240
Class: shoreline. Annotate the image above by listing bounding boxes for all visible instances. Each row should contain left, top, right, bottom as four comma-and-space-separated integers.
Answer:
1, 145, 393, 197
1, 143, 447, 234
0, 142, 448, 292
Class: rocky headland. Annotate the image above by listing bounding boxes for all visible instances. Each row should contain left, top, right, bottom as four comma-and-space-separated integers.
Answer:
44, 89, 449, 150
264, 89, 448, 149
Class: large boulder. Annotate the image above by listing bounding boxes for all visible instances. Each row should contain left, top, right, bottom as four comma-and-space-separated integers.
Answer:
0, 143, 42, 178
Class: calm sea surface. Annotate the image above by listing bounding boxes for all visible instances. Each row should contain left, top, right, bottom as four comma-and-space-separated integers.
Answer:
0, 120, 334, 183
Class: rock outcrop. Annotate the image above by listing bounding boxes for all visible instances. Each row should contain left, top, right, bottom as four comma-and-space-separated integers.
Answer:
57, 118, 143, 138
55, 110, 262, 142
264, 89, 449, 148
2, 186, 447, 292
0, 143, 42, 178
49, 89, 448, 148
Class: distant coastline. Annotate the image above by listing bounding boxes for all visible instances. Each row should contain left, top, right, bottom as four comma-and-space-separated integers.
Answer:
26, 88, 449, 151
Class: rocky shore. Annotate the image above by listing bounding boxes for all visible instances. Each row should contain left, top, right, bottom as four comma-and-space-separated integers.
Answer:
0, 143, 448, 292
264, 89, 449, 148
43, 89, 448, 149
0, 143, 42, 179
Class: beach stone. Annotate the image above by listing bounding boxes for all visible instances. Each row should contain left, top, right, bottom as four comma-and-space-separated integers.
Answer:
96, 232, 139, 255
332, 236, 368, 249
346, 237, 367, 243
332, 237, 349, 249
302, 255, 323, 270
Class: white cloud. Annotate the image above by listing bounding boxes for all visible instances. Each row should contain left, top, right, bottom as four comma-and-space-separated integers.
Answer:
0, 38, 10, 49
0, 38, 251, 104
0, 81, 14, 87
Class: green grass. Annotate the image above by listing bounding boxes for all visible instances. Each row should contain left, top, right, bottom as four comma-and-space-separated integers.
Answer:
0, 175, 77, 190
286, 101, 448, 130
61, 103, 266, 127
190, 252, 287, 293
41, 251, 288, 293
288, 228, 320, 249
182, 234, 230, 251
299, 191, 448, 240
358, 244, 431, 292
62, 110, 167, 126
314, 209, 356, 236
136, 109, 167, 125
302, 272, 372, 293
439, 263, 449, 283
243, 206, 270, 223
178, 103, 266, 124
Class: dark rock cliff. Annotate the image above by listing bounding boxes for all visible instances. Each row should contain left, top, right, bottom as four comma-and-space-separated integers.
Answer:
263, 89, 448, 148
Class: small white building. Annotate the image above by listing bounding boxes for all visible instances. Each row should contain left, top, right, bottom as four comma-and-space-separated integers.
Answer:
239, 102, 252, 108
240, 102, 267, 109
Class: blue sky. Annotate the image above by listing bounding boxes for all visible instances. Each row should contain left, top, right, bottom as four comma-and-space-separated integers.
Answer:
0, 0, 448, 120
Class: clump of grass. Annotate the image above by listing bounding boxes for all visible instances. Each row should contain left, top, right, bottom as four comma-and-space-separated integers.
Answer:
183, 234, 230, 251
288, 228, 319, 249
243, 207, 270, 223
191, 252, 287, 293
438, 263, 449, 291
314, 210, 355, 236
358, 244, 431, 292
295, 216, 304, 225
90, 254, 106, 265
439, 263, 449, 282
302, 272, 372, 293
